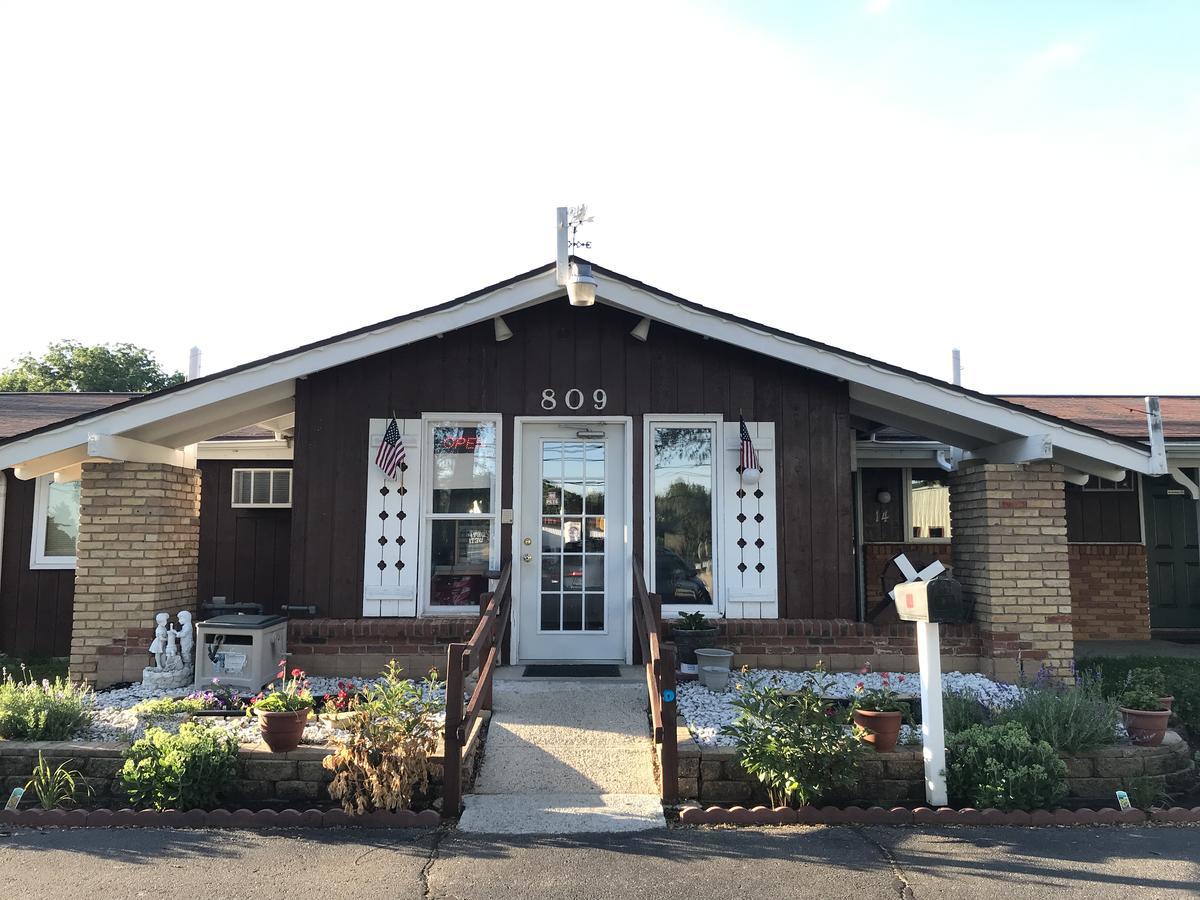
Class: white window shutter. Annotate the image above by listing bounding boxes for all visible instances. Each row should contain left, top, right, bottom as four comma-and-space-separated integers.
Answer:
363, 418, 421, 617
720, 421, 778, 619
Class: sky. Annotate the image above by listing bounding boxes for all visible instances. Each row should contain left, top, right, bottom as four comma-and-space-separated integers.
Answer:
1, 1, 1197, 394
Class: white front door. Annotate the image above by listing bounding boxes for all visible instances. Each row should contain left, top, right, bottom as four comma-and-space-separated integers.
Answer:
516, 421, 627, 663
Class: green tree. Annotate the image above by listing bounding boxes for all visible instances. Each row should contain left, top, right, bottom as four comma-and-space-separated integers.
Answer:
0, 341, 184, 392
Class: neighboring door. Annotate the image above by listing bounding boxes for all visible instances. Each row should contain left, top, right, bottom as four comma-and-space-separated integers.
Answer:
1144, 473, 1200, 630
517, 422, 626, 662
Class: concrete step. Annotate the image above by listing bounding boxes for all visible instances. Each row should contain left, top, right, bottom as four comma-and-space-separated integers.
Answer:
458, 793, 665, 834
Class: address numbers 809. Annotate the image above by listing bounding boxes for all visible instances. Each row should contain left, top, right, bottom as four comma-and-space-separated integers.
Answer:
541, 388, 607, 411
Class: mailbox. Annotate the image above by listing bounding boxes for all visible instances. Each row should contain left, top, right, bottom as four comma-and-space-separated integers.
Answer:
894, 577, 963, 624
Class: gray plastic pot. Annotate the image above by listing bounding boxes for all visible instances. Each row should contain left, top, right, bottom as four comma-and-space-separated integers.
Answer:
695, 648, 734, 691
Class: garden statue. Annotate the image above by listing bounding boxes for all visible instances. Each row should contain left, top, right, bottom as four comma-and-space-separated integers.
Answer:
141, 610, 196, 690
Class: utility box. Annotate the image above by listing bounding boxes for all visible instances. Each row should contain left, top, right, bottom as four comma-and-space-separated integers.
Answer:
194, 614, 288, 692
894, 578, 963, 624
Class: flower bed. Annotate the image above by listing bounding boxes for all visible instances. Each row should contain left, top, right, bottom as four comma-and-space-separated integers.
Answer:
678, 668, 1021, 747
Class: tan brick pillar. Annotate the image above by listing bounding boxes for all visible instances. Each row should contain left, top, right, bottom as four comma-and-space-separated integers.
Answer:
70, 461, 201, 687
949, 460, 1073, 680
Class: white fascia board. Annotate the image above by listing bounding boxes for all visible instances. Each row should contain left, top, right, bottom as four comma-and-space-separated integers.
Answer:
591, 275, 1158, 475
13, 445, 92, 480
197, 439, 294, 461
0, 270, 562, 471
0, 264, 1156, 476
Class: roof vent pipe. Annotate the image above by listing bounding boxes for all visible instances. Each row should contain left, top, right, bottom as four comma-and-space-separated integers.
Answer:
188, 346, 202, 381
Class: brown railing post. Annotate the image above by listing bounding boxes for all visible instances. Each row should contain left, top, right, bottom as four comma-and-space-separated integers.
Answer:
658, 643, 678, 803
442, 642, 467, 818
480, 594, 496, 712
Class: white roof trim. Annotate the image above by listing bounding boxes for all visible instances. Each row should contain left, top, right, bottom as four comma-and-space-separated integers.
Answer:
0, 265, 1160, 475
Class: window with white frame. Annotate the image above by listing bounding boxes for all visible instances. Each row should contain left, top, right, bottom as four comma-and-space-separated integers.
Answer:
31, 475, 81, 569
423, 417, 500, 610
647, 419, 719, 608
1080, 473, 1135, 492
232, 468, 292, 508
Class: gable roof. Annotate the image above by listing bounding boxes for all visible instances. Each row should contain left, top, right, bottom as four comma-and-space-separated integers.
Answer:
0, 392, 140, 439
1001, 396, 1200, 442
0, 261, 1165, 480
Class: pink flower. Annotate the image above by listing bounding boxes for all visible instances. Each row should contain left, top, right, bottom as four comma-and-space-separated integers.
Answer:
897, 674, 905, 682
856, 681, 865, 690
291, 668, 302, 677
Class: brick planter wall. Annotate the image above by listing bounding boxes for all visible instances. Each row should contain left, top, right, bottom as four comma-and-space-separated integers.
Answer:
1069, 544, 1151, 641
677, 730, 1196, 807
71, 462, 202, 688
288, 618, 479, 676
661, 619, 985, 673
0, 738, 449, 808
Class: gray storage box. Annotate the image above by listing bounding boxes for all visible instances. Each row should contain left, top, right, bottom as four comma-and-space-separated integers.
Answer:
194, 614, 288, 692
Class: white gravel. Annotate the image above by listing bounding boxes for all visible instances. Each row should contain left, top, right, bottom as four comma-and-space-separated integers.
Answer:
678, 669, 1023, 747
79, 676, 445, 745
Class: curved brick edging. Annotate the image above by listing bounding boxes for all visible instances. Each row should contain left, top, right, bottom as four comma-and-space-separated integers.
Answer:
0, 807, 440, 829
678, 804, 1200, 826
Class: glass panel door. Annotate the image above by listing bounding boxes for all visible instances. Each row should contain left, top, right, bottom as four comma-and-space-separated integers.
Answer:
539, 439, 606, 632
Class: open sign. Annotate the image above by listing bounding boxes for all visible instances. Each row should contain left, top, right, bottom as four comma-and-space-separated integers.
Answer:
440, 435, 480, 452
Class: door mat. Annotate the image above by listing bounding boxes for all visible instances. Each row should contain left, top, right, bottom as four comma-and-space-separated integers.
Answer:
522, 665, 622, 678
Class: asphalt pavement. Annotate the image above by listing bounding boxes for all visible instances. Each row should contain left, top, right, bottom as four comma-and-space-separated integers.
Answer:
1, 823, 1197, 899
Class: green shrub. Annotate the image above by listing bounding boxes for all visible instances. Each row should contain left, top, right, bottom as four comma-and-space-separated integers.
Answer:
1079, 656, 1200, 737
942, 691, 990, 734
1118, 686, 1165, 712
24, 752, 92, 809
119, 722, 238, 810
996, 673, 1118, 752
131, 696, 208, 717
1126, 667, 1168, 697
721, 674, 862, 808
947, 723, 1067, 811
0, 670, 92, 740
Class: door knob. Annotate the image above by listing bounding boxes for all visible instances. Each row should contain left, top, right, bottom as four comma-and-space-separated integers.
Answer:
522, 553, 533, 562
523, 537, 533, 546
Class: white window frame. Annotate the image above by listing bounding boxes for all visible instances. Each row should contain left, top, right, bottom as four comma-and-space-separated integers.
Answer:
904, 466, 952, 544
30, 474, 79, 570
418, 413, 503, 616
643, 414, 724, 617
231, 468, 293, 508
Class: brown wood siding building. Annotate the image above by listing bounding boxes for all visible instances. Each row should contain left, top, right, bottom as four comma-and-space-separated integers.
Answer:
289, 300, 855, 620
196, 459, 292, 613
0, 470, 75, 657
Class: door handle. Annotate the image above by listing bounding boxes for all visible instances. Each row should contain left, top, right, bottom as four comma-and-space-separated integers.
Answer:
522, 553, 533, 563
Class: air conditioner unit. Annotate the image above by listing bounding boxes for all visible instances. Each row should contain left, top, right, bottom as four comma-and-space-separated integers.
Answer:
194, 614, 288, 692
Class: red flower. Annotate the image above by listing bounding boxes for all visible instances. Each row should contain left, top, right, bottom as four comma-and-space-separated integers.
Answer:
856, 681, 865, 689
291, 668, 302, 677
276, 670, 286, 680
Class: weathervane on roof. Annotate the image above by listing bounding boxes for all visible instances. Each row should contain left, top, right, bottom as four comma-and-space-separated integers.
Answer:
556, 205, 598, 307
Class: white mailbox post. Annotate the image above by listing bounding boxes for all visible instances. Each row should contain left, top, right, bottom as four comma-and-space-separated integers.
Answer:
894, 580, 960, 807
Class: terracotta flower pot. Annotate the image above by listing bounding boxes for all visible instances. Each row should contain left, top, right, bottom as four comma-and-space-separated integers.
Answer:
1159, 696, 1174, 713
1119, 707, 1170, 747
852, 709, 903, 753
257, 709, 311, 752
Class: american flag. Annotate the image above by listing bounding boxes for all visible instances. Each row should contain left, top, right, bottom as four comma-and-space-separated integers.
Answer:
375, 417, 406, 480
739, 416, 761, 473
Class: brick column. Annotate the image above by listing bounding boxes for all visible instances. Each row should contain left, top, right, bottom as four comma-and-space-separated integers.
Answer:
949, 460, 1073, 680
70, 461, 202, 687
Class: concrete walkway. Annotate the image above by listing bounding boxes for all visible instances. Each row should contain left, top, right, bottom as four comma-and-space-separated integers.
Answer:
457, 675, 665, 834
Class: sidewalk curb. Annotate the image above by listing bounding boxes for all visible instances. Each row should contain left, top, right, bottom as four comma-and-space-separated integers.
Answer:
677, 804, 1200, 826
0, 807, 440, 829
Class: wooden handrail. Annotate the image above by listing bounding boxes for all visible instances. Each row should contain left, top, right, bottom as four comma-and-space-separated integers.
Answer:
442, 560, 512, 817
633, 556, 678, 804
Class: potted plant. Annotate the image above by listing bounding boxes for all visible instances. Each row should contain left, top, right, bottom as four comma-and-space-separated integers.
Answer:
850, 669, 911, 753
1118, 686, 1171, 747
1126, 667, 1173, 712
670, 612, 719, 675
248, 662, 314, 752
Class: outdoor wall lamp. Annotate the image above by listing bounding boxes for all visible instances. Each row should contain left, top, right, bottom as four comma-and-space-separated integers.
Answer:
556, 205, 597, 307
493, 316, 513, 342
